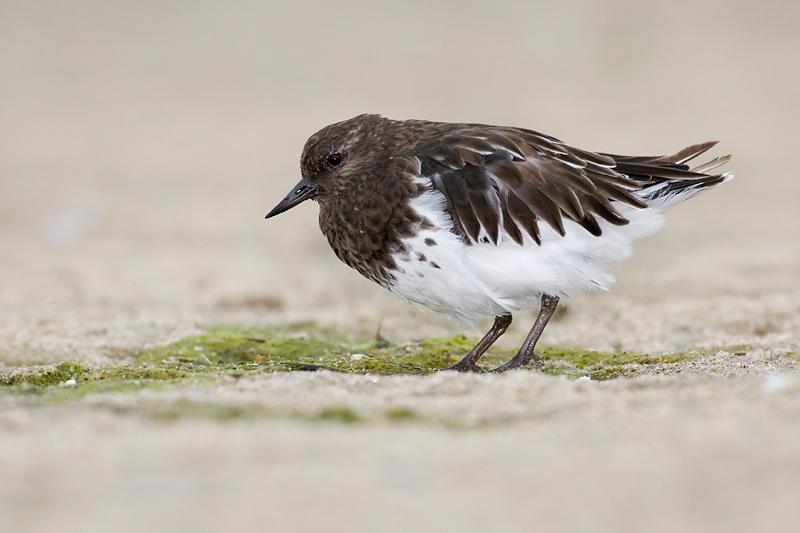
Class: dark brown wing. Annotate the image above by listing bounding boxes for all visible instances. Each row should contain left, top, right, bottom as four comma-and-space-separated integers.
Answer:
413, 126, 721, 245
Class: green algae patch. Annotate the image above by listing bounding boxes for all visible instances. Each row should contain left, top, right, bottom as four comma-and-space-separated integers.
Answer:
0, 362, 86, 388
0, 328, 702, 402
317, 406, 361, 423
537, 348, 695, 380
144, 401, 276, 422
132, 329, 500, 375
385, 406, 418, 421
0, 360, 246, 399
371, 335, 511, 369
135, 329, 334, 366
129, 328, 697, 379
102, 401, 421, 425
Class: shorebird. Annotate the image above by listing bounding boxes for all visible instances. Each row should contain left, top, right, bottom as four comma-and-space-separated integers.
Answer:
267, 114, 731, 372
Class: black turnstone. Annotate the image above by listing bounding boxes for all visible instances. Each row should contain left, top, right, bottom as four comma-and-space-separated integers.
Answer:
266, 114, 731, 372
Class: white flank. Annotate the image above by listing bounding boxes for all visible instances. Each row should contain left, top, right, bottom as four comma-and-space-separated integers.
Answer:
385, 172, 729, 325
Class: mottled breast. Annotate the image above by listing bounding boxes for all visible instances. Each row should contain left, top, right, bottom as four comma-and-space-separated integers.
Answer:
316, 157, 430, 285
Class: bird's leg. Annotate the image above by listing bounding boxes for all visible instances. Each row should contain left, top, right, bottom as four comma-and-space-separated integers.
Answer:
493, 294, 559, 373
441, 314, 513, 373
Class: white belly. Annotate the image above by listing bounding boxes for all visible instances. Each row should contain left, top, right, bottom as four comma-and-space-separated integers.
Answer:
386, 188, 666, 325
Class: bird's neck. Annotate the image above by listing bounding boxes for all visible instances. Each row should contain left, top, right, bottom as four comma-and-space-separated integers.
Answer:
317, 171, 424, 285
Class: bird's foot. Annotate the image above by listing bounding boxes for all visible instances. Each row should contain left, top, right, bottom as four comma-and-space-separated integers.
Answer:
440, 362, 485, 373
491, 352, 543, 373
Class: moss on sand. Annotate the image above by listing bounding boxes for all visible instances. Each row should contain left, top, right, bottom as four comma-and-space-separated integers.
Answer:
132, 328, 694, 378
0, 327, 700, 401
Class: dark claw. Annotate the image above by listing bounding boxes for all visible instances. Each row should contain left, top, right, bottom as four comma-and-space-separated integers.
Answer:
491, 352, 544, 373
440, 363, 485, 373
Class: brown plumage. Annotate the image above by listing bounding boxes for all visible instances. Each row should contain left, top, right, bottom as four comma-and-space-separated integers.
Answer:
267, 114, 731, 372
411, 123, 725, 246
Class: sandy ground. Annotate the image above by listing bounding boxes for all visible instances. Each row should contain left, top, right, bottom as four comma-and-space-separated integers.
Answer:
1, 1, 800, 531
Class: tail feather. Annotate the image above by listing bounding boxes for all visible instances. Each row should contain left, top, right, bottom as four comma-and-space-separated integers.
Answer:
690, 154, 732, 174
641, 172, 733, 212
614, 141, 734, 212
661, 141, 718, 165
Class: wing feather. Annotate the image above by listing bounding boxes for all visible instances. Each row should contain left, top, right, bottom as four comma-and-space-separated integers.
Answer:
412, 126, 728, 245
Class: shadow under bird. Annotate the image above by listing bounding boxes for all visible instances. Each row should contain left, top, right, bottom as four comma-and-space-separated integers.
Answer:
266, 114, 732, 372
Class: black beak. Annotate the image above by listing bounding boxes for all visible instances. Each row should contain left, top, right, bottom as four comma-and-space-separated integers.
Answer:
265, 176, 317, 219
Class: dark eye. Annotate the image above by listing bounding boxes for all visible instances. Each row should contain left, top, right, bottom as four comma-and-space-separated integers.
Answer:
326, 152, 344, 167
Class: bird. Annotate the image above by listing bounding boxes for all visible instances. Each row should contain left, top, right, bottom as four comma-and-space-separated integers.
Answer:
266, 114, 731, 372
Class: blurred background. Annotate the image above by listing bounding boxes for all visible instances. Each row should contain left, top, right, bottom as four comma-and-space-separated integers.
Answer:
3, 3, 800, 533
1, 0, 799, 365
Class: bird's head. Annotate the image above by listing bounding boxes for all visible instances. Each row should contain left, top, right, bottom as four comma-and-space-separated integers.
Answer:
266, 114, 390, 218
